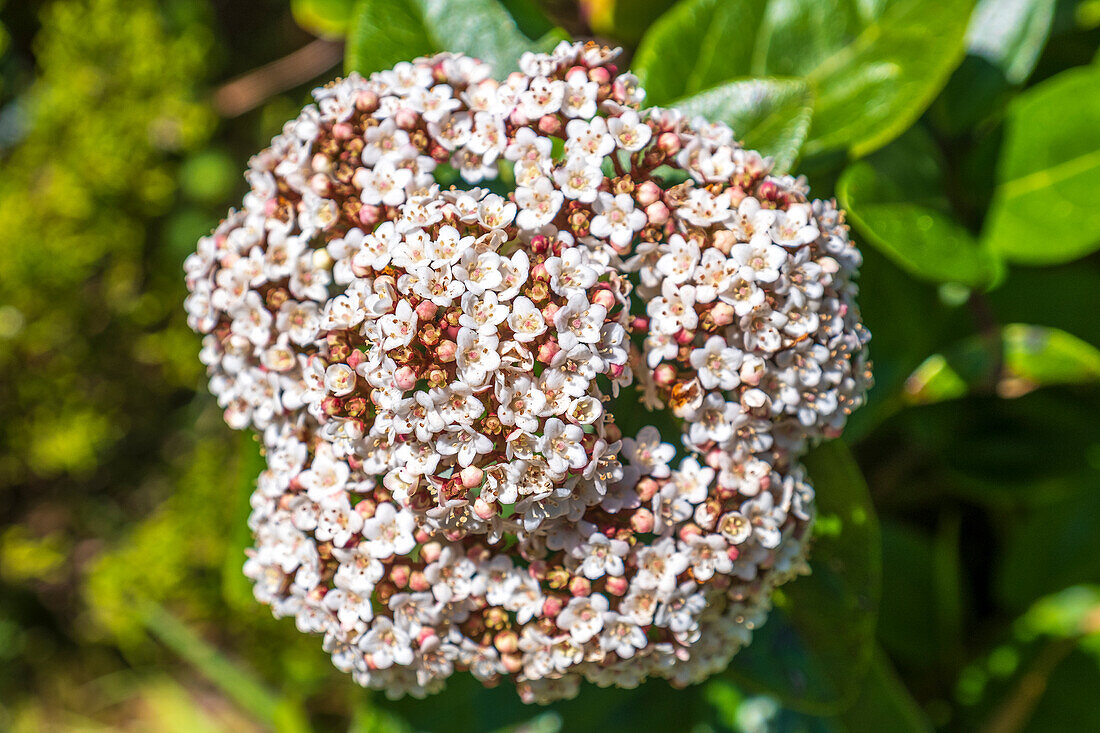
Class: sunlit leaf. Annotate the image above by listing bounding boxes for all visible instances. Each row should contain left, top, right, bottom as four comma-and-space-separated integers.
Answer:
966, 0, 1056, 84
983, 64, 1100, 264
345, 0, 564, 76
674, 78, 814, 173
723, 440, 881, 714
292, 0, 357, 38
903, 324, 1100, 404
838, 127, 1002, 287
634, 0, 974, 159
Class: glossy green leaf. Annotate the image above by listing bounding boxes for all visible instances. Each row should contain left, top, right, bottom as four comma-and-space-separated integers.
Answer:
634, 0, 973, 158
632, 0, 766, 106
800, 0, 975, 157
840, 649, 934, 732
345, 0, 564, 76
583, 0, 680, 45
983, 64, 1100, 265
675, 78, 813, 173
723, 440, 881, 714
838, 128, 1002, 287
903, 324, 1100, 404
966, 0, 1055, 84
292, 0, 356, 37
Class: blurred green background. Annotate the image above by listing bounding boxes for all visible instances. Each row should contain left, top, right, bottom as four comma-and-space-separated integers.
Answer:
1, 0, 1099, 730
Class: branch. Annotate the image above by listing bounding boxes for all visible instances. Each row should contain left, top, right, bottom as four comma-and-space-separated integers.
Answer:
212, 38, 345, 119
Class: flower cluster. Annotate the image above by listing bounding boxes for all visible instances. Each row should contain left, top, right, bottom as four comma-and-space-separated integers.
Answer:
185, 41, 871, 703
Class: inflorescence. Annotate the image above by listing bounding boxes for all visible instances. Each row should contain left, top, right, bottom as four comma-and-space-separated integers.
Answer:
185, 41, 871, 703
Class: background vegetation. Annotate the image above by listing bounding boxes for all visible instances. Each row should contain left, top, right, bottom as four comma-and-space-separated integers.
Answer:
1, 0, 1098, 730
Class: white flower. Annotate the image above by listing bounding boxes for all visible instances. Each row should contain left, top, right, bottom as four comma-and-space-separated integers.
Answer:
556, 593, 609, 643
599, 613, 647, 659
730, 233, 788, 283
361, 503, 416, 558
621, 426, 676, 478
515, 176, 565, 229
459, 291, 508, 335
634, 537, 689, 595
507, 296, 547, 342
655, 234, 700, 285
607, 110, 652, 151
553, 156, 603, 202
456, 328, 502, 387
677, 187, 730, 227
545, 247, 599, 295
647, 280, 698, 335
539, 417, 587, 476
564, 117, 615, 163
590, 192, 646, 249
354, 158, 413, 206
437, 425, 494, 467
561, 67, 598, 118
359, 617, 414, 669
574, 532, 628, 579
690, 336, 743, 390
379, 300, 419, 349
681, 534, 732, 581
770, 203, 820, 247
519, 76, 564, 118
553, 293, 606, 351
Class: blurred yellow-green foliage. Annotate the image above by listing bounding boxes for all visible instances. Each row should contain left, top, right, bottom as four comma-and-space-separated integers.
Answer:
1, 0, 1099, 731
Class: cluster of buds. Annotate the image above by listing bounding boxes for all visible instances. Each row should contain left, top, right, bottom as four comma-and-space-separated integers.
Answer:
185, 41, 871, 704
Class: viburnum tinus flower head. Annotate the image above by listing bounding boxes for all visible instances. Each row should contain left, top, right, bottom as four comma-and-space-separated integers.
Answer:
184, 40, 872, 704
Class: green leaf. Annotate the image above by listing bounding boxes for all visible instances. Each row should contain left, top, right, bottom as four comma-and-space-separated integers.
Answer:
903, 324, 1100, 404
723, 440, 881, 714
983, 64, 1100, 265
633, 0, 766, 106
838, 128, 1002, 287
584, 0, 681, 45
292, 0, 356, 38
840, 649, 934, 732
634, 0, 973, 159
674, 78, 814, 173
800, 0, 975, 157
345, 0, 564, 77
967, 0, 1056, 84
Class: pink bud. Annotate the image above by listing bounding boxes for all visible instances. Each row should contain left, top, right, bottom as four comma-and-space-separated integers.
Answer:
541, 302, 560, 322
394, 366, 417, 391
710, 302, 736, 326
537, 340, 561, 364
347, 349, 366, 370
635, 181, 662, 206
409, 571, 430, 592
605, 576, 629, 596
658, 132, 681, 155
631, 508, 655, 534
509, 108, 529, 127
355, 90, 379, 112
389, 564, 410, 588
592, 289, 616, 310
436, 340, 457, 362
727, 547, 741, 562
461, 466, 485, 489
609, 363, 627, 379
531, 262, 549, 280
394, 108, 418, 130
473, 498, 495, 520
355, 499, 376, 519
589, 66, 611, 84
636, 477, 659, 502
632, 316, 649, 332
416, 300, 438, 321
645, 201, 670, 225
359, 205, 380, 227
541, 596, 564, 618
569, 576, 592, 597
675, 328, 695, 345
417, 627, 437, 646
654, 364, 677, 386
332, 122, 355, 139
420, 542, 442, 564
538, 115, 562, 135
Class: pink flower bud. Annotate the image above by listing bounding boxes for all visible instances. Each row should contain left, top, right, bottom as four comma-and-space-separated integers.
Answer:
589, 66, 611, 84
409, 571, 430, 592
675, 328, 695, 345
658, 132, 681, 155
645, 200, 670, 225
635, 180, 662, 206
654, 364, 677, 386
502, 653, 523, 674
358, 205, 380, 227
355, 90, 379, 112
592, 289, 616, 310
436, 340, 457, 362
636, 477, 659, 502
355, 499, 376, 519
631, 508, 655, 533
710, 302, 736, 326
537, 340, 561, 364
395, 108, 418, 130
389, 564, 410, 588
332, 122, 355, 140
538, 115, 562, 135
494, 630, 519, 654
416, 300, 438, 321
394, 366, 418, 391
420, 542, 442, 564
461, 466, 485, 489
473, 498, 495, 520
569, 576, 592, 597
605, 576, 629, 596
541, 596, 564, 618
